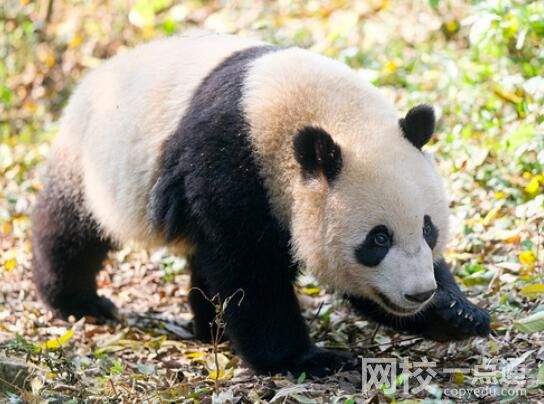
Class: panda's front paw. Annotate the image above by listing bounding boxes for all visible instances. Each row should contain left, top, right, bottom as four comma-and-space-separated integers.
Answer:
423, 290, 490, 342
290, 347, 358, 378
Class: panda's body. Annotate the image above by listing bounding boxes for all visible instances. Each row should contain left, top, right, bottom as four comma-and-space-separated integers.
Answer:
51, 35, 261, 247
32, 34, 490, 376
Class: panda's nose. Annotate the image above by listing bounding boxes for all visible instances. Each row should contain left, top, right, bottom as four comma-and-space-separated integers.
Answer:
405, 289, 436, 303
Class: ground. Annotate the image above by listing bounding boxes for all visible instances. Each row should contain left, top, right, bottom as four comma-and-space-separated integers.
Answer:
1, 0, 543, 402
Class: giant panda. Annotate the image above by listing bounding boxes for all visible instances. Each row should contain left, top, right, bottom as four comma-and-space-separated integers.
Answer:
32, 33, 490, 376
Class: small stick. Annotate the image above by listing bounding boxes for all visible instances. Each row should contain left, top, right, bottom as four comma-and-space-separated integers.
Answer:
45, 0, 54, 23
109, 378, 119, 399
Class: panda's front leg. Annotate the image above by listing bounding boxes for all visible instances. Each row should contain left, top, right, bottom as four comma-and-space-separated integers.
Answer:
193, 242, 356, 377
348, 259, 491, 342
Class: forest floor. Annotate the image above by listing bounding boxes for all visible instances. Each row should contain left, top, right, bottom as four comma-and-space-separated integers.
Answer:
1, 0, 543, 402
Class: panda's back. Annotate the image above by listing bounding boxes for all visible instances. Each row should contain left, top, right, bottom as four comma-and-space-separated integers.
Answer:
54, 34, 263, 244
51, 33, 395, 248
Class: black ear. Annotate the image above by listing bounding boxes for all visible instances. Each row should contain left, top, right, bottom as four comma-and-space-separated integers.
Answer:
399, 104, 435, 149
293, 126, 342, 183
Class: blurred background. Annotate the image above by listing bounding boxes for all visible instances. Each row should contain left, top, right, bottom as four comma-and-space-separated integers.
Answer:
1, 0, 543, 401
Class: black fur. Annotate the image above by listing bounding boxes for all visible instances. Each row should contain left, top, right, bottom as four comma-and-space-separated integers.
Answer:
32, 165, 117, 320
293, 126, 343, 183
348, 259, 491, 341
423, 215, 439, 250
188, 253, 224, 343
399, 104, 435, 149
152, 46, 356, 376
354, 225, 392, 267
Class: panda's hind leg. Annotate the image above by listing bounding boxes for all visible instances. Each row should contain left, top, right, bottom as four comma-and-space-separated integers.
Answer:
32, 157, 117, 320
188, 253, 224, 342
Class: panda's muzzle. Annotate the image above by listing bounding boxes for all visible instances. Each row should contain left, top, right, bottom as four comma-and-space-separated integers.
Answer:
374, 288, 433, 315
405, 289, 436, 303
375, 290, 414, 314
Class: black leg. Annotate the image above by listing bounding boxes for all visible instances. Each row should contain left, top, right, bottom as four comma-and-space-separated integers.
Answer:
194, 240, 355, 377
348, 259, 490, 341
188, 253, 223, 342
32, 170, 117, 320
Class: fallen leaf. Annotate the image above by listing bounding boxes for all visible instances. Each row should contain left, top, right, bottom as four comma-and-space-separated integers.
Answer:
519, 250, 536, 265
39, 330, 74, 350
513, 311, 544, 334
519, 284, 544, 298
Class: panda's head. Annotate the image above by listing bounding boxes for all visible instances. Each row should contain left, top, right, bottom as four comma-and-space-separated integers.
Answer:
291, 105, 449, 316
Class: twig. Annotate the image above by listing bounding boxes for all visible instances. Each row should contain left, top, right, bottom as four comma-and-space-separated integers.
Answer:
370, 324, 381, 344
109, 378, 119, 399
190, 287, 245, 390
45, 0, 54, 23
350, 335, 423, 350
308, 302, 324, 326
0, 375, 23, 394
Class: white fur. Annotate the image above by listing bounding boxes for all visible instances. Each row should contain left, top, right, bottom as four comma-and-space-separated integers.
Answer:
243, 48, 449, 315
54, 33, 262, 247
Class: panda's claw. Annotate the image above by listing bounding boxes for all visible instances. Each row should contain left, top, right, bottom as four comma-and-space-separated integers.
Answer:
420, 289, 491, 342
51, 294, 119, 323
289, 347, 358, 378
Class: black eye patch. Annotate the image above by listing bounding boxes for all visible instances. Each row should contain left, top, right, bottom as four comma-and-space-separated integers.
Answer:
423, 215, 438, 249
355, 225, 392, 267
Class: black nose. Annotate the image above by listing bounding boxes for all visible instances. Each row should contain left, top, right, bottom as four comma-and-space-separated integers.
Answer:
405, 289, 436, 303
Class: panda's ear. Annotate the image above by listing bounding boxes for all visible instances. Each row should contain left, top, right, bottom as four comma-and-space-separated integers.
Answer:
293, 126, 342, 183
399, 104, 435, 149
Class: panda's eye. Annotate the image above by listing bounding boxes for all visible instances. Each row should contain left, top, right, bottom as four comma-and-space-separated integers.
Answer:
423, 223, 432, 237
355, 225, 392, 267
423, 215, 438, 249
373, 232, 391, 248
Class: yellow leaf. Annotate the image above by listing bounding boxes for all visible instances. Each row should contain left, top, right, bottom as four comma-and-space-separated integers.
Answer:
1, 222, 12, 234
40, 330, 74, 350
525, 175, 543, 196
185, 351, 206, 359
520, 284, 544, 298
494, 191, 506, 199
385, 60, 398, 74
493, 229, 521, 243
142, 26, 156, 39
208, 369, 225, 379
519, 251, 536, 265
4, 259, 16, 271
483, 206, 500, 226
301, 287, 321, 296
503, 13, 518, 38
69, 34, 82, 49
45, 53, 56, 67
453, 371, 464, 384
446, 20, 459, 33
506, 235, 521, 244
208, 367, 234, 381
493, 86, 522, 104
24, 101, 37, 113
